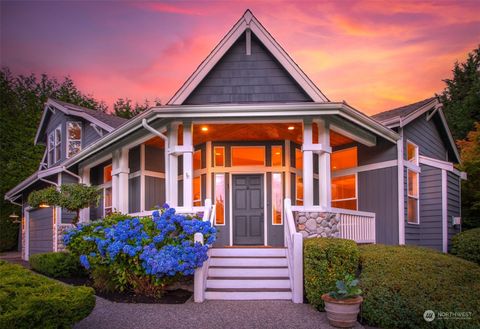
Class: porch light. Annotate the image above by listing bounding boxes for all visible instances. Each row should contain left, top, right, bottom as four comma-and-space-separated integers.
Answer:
201, 127, 208, 132
39, 203, 50, 208
288, 126, 295, 130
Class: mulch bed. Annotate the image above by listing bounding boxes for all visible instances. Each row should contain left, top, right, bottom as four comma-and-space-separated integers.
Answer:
56, 276, 193, 304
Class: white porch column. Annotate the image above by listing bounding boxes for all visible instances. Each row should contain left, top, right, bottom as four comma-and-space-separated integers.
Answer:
317, 119, 331, 208
112, 148, 130, 214
302, 119, 314, 207
183, 121, 193, 209
79, 167, 90, 222
167, 123, 179, 206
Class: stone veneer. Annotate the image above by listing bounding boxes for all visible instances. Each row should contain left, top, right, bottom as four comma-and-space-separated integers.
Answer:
294, 211, 341, 238
56, 224, 74, 251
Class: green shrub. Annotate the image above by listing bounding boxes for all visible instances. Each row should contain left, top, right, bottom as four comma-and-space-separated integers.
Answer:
30, 252, 86, 278
0, 260, 95, 329
360, 244, 480, 329
304, 238, 359, 310
451, 228, 480, 265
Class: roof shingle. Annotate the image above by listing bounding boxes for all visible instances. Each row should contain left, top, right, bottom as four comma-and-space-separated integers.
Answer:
371, 97, 437, 122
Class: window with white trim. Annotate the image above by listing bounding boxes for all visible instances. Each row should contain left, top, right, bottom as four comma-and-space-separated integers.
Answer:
407, 141, 418, 165
272, 173, 283, 225
407, 169, 419, 224
214, 174, 225, 225
331, 147, 358, 210
67, 122, 82, 158
103, 165, 113, 216
48, 125, 62, 166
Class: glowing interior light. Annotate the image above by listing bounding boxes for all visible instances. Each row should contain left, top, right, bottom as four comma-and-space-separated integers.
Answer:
288, 126, 295, 130
201, 127, 208, 132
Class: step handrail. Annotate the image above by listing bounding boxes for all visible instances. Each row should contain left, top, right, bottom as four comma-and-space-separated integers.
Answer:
284, 198, 303, 303
194, 199, 214, 302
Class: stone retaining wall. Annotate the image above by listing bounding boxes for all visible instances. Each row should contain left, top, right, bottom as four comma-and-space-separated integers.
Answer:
56, 224, 74, 251
294, 211, 340, 238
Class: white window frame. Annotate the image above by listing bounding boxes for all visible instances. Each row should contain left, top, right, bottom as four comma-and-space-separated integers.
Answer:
406, 140, 419, 165
66, 121, 82, 158
271, 145, 283, 167
331, 146, 358, 172
272, 172, 283, 225
54, 125, 62, 163
48, 125, 62, 165
214, 173, 226, 226
47, 131, 55, 166
213, 146, 225, 167
407, 168, 420, 224
231, 145, 266, 167
331, 173, 358, 210
102, 164, 113, 217
193, 175, 202, 207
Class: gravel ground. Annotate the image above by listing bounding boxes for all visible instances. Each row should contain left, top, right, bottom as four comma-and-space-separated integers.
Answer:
75, 296, 365, 329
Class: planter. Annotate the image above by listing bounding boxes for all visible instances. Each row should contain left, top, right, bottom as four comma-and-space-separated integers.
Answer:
321, 293, 363, 328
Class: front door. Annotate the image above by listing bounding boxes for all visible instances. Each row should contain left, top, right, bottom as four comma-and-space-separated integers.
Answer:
232, 174, 264, 245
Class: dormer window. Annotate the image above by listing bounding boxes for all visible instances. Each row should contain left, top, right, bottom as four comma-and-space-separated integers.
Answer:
48, 125, 62, 166
67, 122, 82, 158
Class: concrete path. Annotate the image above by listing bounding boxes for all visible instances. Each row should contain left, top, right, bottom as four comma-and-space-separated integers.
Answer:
75, 296, 365, 329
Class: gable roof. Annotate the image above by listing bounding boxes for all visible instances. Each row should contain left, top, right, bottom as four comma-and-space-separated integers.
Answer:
372, 97, 460, 163
168, 9, 329, 105
34, 98, 128, 145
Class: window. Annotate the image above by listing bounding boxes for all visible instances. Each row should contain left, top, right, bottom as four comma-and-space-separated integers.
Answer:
104, 187, 112, 216
331, 147, 357, 171
332, 175, 357, 210
214, 147, 224, 167
407, 169, 419, 223
407, 141, 418, 165
231, 146, 265, 166
103, 165, 112, 183
48, 132, 55, 166
193, 150, 202, 170
193, 176, 201, 207
48, 125, 62, 165
67, 122, 82, 158
296, 176, 303, 205
272, 173, 283, 225
214, 174, 225, 225
295, 148, 303, 169
54, 126, 62, 163
271, 145, 283, 167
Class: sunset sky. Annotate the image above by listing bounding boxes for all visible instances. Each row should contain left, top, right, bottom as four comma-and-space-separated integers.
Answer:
1, 1, 479, 115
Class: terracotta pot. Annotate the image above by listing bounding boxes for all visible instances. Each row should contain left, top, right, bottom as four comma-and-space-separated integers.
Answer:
321, 293, 363, 328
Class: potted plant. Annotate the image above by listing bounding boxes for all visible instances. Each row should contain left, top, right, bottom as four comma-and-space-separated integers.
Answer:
321, 274, 363, 328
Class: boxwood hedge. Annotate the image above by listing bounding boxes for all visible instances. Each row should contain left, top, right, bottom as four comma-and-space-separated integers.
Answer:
451, 228, 480, 265
0, 260, 95, 329
359, 245, 480, 329
304, 238, 359, 310
30, 252, 86, 278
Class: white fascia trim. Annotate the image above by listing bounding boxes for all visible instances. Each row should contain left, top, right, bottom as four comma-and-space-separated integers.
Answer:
441, 169, 448, 253
167, 10, 329, 105
397, 129, 405, 245
400, 99, 438, 127
436, 109, 461, 163
331, 160, 398, 178
419, 155, 454, 172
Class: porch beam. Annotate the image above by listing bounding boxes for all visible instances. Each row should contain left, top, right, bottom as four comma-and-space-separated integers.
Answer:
183, 121, 193, 209
302, 119, 314, 207
316, 119, 332, 208
167, 122, 179, 206
329, 116, 376, 147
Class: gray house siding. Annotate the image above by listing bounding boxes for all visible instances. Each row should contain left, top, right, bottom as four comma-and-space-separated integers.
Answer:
29, 207, 53, 255
184, 32, 312, 105
447, 171, 461, 250
403, 115, 447, 161
358, 167, 399, 245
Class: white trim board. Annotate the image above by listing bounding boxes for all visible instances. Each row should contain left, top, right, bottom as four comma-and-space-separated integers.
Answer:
168, 10, 329, 105
331, 160, 398, 178
441, 169, 448, 253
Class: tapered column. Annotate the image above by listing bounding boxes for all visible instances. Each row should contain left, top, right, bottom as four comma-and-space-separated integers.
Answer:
302, 119, 314, 207
183, 121, 193, 209
317, 119, 331, 208
112, 148, 129, 214
79, 167, 90, 222
167, 123, 179, 206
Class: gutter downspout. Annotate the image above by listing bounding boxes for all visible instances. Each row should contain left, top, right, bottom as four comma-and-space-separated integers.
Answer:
142, 119, 170, 204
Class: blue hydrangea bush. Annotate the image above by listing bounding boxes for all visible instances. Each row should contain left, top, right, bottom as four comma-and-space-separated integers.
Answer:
63, 205, 216, 296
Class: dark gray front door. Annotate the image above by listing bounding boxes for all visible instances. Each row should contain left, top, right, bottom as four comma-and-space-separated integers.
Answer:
233, 174, 264, 245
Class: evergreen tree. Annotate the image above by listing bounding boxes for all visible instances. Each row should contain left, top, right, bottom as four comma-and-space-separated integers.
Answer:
114, 97, 161, 119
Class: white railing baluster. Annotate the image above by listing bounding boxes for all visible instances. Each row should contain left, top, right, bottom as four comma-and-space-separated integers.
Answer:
335, 208, 375, 244
284, 198, 303, 304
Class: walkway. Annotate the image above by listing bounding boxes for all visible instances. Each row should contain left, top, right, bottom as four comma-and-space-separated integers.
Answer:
75, 297, 365, 329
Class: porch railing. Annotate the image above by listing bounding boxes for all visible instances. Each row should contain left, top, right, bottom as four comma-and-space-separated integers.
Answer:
284, 198, 303, 303
332, 207, 376, 244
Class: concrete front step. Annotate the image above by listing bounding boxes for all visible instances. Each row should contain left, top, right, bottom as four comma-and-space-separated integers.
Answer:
206, 277, 291, 289
210, 256, 288, 267
210, 248, 286, 257
205, 288, 292, 300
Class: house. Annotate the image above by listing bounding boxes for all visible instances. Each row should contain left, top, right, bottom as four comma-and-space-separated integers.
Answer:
4, 10, 464, 302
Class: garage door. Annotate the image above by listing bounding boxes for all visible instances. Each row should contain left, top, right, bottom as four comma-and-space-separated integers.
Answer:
29, 208, 53, 255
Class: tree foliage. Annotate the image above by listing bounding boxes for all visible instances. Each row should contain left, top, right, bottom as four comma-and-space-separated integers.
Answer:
0, 68, 106, 250
457, 122, 480, 229
28, 184, 100, 224
439, 45, 480, 141
113, 97, 161, 119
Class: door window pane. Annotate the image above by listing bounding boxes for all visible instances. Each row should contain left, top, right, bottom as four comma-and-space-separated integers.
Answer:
331, 147, 357, 171
214, 174, 225, 225
214, 147, 224, 167
193, 176, 201, 206
272, 173, 283, 225
271, 146, 283, 167
231, 146, 265, 166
